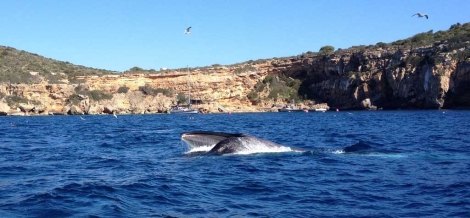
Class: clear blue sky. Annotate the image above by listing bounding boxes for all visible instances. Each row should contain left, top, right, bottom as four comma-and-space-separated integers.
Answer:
1, 0, 469, 72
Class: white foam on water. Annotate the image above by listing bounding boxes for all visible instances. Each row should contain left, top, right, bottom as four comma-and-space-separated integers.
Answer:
232, 140, 296, 155
185, 145, 215, 154
363, 153, 407, 158
332, 150, 345, 154
330, 151, 407, 158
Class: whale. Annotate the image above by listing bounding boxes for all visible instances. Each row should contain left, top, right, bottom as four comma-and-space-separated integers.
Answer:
181, 131, 306, 155
342, 141, 373, 153
180, 131, 395, 156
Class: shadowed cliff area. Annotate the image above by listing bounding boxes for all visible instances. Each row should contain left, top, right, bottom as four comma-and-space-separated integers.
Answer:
0, 23, 469, 115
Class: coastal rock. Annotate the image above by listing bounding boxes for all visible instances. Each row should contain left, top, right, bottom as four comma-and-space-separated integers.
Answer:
88, 104, 104, 115
268, 106, 279, 112
0, 30, 469, 114
444, 61, 470, 108
311, 103, 330, 111
360, 98, 371, 109
103, 105, 114, 114
61, 105, 71, 115
68, 105, 84, 115
0, 101, 10, 115
18, 104, 36, 113
10, 111, 26, 116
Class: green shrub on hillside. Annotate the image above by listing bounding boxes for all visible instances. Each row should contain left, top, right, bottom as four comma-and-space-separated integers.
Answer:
6, 95, 28, 107
405, 56, 424, 66
263, 75, 274, 84
319, 45, 335, 56
139, 84, 173, 97
410, 30, 434, 47
0, 45, 117, 85
247, 74, 302, 103
0, 71, 37, 84
89, 90, 113, 101
452, 50, 470, 62
234, 65, 256, 74
247, 91, 258, 101
129, 66, 144, 72
117, 86, 129, 93
74, 85, 88, 94
67, 94, 82, 105
44, 73, 67, 84
177, 93, 188, 104
69, 86, 113, 103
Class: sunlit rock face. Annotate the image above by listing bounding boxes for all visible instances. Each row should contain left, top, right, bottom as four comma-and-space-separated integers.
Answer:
272, 47, 469, 110
0, 45, 469, 115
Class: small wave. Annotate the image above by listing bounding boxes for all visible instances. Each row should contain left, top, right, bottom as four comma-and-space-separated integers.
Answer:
332, 150, 345, 154
365, 153, 408, 158
184, 144, 302, 155
233, 145, 297, 155
97, 142, 129, 150
130, 129, 175, 134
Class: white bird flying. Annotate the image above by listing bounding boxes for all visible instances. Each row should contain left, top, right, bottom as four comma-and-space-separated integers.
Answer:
184, 26, 191, 34
80, 116, 85, 120
113, 111, 117, 118
412, 13, 428, 19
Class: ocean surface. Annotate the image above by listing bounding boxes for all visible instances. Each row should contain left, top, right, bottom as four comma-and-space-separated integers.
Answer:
0, 111, 469, 217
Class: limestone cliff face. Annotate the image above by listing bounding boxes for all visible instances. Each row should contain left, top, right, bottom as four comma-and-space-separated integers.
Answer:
270, 47, 470, 110
0, 45, 469, 116
0, 68, 268, 115
444, 61, 470, 108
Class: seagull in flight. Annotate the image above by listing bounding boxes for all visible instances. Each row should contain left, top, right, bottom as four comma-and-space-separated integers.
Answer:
412, 13, 428, 19
184, 26, 191, 34
113, 111, 118, 118
80, 116, 85, 120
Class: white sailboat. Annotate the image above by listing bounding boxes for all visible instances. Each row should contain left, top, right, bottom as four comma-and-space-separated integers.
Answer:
278, 100, 302, 112
170, 66, 199, 114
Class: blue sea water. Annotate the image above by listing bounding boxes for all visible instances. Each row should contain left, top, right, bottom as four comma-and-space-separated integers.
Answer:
0, 111, 469, 217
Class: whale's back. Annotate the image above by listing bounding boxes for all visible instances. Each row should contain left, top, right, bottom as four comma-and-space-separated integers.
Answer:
181, 131, 305, 155
208, 135, 302, 155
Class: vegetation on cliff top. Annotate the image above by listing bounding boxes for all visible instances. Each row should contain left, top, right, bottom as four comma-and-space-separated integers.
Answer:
0, 45, 118, 84
0, 22, 468, 86
247, 74, 302, 104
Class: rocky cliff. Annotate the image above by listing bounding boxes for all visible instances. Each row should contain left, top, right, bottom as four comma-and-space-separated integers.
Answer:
1, 23, 469, 115
273, 46, 470, 110
1, 45, 468, 116
0, 68, 268, 115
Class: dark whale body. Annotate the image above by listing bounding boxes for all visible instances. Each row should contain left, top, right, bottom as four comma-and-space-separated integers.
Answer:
342, 141, 373, 153
181, 131, 384, 156
181, 131, 305, 155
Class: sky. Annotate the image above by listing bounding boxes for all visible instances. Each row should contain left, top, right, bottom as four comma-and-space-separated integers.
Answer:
0, 0, 469, 72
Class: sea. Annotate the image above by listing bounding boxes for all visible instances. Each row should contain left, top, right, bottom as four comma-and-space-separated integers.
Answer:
0, 110, 469, 217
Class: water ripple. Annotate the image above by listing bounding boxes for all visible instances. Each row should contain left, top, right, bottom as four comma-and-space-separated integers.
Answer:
0, 111, 469, 217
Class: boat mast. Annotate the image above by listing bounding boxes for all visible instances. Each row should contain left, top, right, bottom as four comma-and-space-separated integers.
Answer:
187, 65, 190, 106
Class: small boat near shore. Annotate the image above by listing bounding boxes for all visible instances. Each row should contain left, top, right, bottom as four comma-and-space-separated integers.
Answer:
313, 108, 327, 112
279, 105, 328, 113
278, 108, 305, 112
278, 105, 304, 112
170, 105, 199, 114
171, 65, 199, 114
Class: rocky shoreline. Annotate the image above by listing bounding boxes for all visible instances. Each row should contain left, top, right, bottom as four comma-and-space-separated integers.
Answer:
1, 23, 469, 114
0, 92, 331, 116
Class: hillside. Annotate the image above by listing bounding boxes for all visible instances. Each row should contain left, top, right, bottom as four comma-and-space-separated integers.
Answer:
0, 22, 469, 115
0, 46, 118, 84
